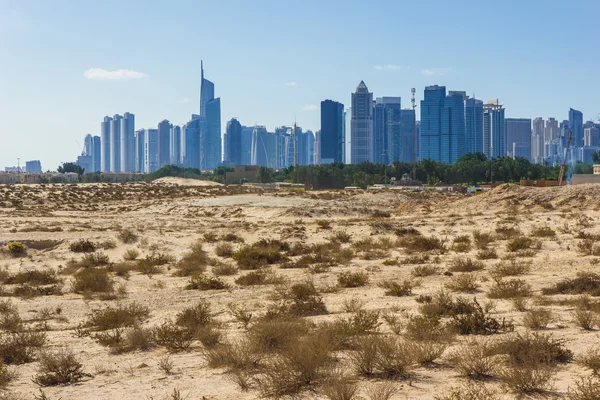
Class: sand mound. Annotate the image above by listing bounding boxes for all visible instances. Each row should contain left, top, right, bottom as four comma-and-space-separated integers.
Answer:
445, 183, 600, 213
153, 177, 223, 187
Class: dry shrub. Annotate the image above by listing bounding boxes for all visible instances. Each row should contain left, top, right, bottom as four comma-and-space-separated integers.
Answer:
215, 242, 234, 258
233, 239, 290, 270
173, 241, 210, 277
317, 219, 332, 230
203, 232, 218, 242
257, 333, 333, 397
495, 225, 521, 240
212, 263, 238, 276
405, 314, 449, 342
32, 348, 88, 386
579, 347, 600, 374
5, 270, 60, 286
498, 363, 554, 394
65, 252, 111, 272
577, 239, 600, 256
473, 231, 495, 249
203, 338, 260, 371
531, 226, 556, 238
410, 340, 447, 365
349, 335, 413, 378
220, 233, 244, 243
435, 381, 500, 400
153, 322, 193, 352
489, 260, 530, 278
401, 254, 430, 265
110, 262, 136, 278
0, 331, 46, 364
117, 229, 138, 244
445, 273, 479, 293
338, 271, 369, 288
495, 332, 573, 366
185, 273, 229, 290
249, 318, 310, 353
476, 249, 498, 260
449, 257, 484, 273
268, 282, 327, 318
84, 302, 150, 331
327, 310, 381, 342
0, 301, 23, 332
157, 356, 173, 374
398, 235, 446, 254
523, 308, 554, 330
419, 290, 477, 317
365, 382, 397, 400
567, 377, 600, 400
175, 301, 212, 331
542, 272, 600, 296
411, 265, 439, 277
381, 279, 417, 297
330, 231, 352, 244
341, 298, 365, 313
488, 278, 532, 299
122, 248, 140, 261
506, 236, 537, 252
69, 239, 96, 253
71, 268, 114, 295
451, 299, 513, 335
136, 252, 172, 276
451, 242, 471, 253
572, 309, 597, 330
450, 340, 497, 378
235, 268, 282, 286
320, 374, 359, 400
228, 303, 253, 328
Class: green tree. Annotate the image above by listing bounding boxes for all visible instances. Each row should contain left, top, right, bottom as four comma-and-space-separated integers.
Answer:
256, 166, 272, 183
57, 162, 84, 175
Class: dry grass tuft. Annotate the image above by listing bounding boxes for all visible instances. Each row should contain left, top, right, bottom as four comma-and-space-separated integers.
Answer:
32, 348, 88, 386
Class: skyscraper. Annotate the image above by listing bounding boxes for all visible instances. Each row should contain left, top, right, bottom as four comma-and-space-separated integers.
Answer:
241, 126, 254, 165
157, 119, 172, 169
306, 130, 315, 165
569, 108, 584, 147
483, 99, 505, 159
465, 97, 484, 154
320, 100, 345, 164
144, 128, 159, 173
441, 91, 466, 163
120, 112, 135, 172
25, 160, 42, 173
532, 117, 545, 163
182, 116, 201, 169
203, 98, 221, 170
350, 81, 374, 163
584, 125, 599, 147
135, 129, 145, 172
170, 125, 181, 166
373, 97, 401, 164
399, 109, 416, 163
420, 85, 446, 161
545, 118, 560, 142
505, 118, 532, 160
93, 135, 101, 172
199, 62, 221, 170
251, 125, 269, 167
224, 118, 242, 166
110, 114, 123, 172
101, 116, 112, 172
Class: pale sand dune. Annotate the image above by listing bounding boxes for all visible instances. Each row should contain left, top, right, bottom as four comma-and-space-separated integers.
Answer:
153, 177, 224, 186
0, 183, 599, 399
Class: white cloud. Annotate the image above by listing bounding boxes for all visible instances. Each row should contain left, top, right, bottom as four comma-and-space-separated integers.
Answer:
373, 65, 405, 71
302, 104, 318, 111
421, 67, 451, 77
285, 81, 297, 87
177, 97, 191, 104
83, 68, 148, 80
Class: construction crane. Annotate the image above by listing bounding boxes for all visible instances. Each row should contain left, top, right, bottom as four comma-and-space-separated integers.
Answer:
558, 129, 573, 186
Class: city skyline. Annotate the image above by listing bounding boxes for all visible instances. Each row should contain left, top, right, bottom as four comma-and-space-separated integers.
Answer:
3, 1, 600, 169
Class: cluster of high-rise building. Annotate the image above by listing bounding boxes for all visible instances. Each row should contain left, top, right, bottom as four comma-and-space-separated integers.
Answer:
74, 66, 599, 173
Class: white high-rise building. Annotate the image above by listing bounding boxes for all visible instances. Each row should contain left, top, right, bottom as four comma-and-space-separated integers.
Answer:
110, 114, 123, 172
120, 112, 135, 172
100, 116, 112, 172
531, 117, 545, 163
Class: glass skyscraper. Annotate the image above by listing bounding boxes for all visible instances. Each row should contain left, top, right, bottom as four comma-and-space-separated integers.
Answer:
399, 109, 416, 163
569, 108, 584, 148
350, 81, 373, 163
420, 85, 446, 161
320, 100, 345, 164
373, 97, 401, 164
100, 116, 112, 172
157, 119, 172, 169
441, 91, 466, 164
224, 118, 242, 166
465, 98, 483, 155
110, 114, 123, 172
505, 118, 532, 160
483, 100, 505, 159
120, 112, 135, 172
199, 62, 221, 170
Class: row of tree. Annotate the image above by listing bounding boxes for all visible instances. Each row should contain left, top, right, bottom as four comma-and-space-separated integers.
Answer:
55, 153, 594, 188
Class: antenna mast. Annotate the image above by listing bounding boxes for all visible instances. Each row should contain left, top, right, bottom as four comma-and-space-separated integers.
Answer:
411, 88, 417, 181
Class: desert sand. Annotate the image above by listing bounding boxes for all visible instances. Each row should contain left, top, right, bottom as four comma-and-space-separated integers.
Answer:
1, 182, 600, 399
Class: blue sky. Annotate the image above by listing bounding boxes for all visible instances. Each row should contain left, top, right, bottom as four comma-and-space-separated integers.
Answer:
1, 0, 600, 170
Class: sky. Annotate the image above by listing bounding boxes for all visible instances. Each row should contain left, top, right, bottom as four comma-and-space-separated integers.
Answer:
2, 0, 600, 170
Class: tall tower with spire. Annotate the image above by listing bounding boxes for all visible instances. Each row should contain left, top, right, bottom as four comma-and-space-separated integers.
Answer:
195, 60, 221, 170
350, 81, 374, 163
199, 60, 215, 119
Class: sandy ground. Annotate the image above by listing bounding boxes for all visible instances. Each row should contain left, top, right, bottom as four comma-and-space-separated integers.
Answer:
0, 182, 599, 399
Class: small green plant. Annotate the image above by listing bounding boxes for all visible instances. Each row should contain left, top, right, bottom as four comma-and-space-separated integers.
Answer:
488, 278, 532, 299
7, 242, 26, 255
